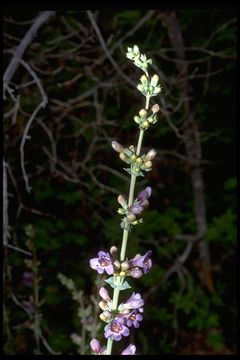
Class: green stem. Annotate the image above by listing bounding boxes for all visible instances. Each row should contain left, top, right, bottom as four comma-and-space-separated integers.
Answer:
106, 94, 150, 355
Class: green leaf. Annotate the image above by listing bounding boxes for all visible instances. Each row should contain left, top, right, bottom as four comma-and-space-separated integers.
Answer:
117, 281, 131, 290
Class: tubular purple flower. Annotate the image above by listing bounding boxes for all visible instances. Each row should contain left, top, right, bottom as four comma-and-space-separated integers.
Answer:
129, 268, 143, 278
90, 251, 114, 275
104, 318, 130, 341
99, 287, 111, 302
90, 338, 106, 355
131, 250, 152, 274
126, 310, 143, 328
123, 292, 144, 310
137, 187, 152, 201
121, 344, 136, 355
129, 204, 144, 215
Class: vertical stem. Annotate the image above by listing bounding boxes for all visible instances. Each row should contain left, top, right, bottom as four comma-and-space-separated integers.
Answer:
106, 94, 150, 355
33, 248, 40, 354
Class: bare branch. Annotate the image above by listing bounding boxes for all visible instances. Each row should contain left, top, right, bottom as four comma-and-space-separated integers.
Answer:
3, 11, 56, 97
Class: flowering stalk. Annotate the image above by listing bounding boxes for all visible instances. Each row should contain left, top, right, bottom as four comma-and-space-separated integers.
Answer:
89, 45, 162, 355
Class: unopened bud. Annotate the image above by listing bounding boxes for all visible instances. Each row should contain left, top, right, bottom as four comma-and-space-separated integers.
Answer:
144, 160, 152, 169
100, 313, 109, 323
119, 271, 126, 277
112, 141, 124, 153
145, 149, 156, 161
139, 109, 147, 119
151, 104, 160, 113
151, 74, 159, 86
140, 75, 148, 84
99, 301, 107, 311
117, 195, 127, 207
136, 157, 142, 164
110, 246, 118, 256
131, 154, 137, 161
119, 152, 126, 161
130, 268, 143, 278
127, 213, 136, 222
142, 121, 149, 129
121, 261, 130, 271
102, 310, 112, 320
113, 260, 121, 270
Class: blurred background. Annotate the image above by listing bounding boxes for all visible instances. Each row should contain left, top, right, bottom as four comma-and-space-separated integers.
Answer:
3, 9, 237, 355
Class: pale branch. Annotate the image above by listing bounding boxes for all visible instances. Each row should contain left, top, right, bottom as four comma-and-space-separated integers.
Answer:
87, 11, 136, 88
3, 11, 56, 97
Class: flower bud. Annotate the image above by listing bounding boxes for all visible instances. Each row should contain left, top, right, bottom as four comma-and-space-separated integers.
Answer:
151, 104, 160, 113
144, 160, 152, 169
145, 149, 156, 161
151, 74, 159, 86
113, 260, 121, 270
119, 152, 126, 161
99, 301, 107, 311
130, 268, 143, 278
119, 271, 126, 277
142, 121, 149, 129
110, 246, 118, 256
99, 313, 109, 323
121, 261, 130, 271
127, 213, 136, 222
140, 75, 148, 84
99, 287, 111, 302
141, 199, 149, 208
112, 141, 124, 153
129, 204, 144, 215
131, 154, 137, 161
102, 310, 112, 320
139, 109, 147, 119
117, 195, 127, 207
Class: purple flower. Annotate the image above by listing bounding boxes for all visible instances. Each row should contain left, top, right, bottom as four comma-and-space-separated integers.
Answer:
128, 204, 144, 215
126, 310, 143, 328
120, 292, 144, 311
129, 268, 143, 278
131, 250, 152, 274
99, 287, 111, 302
90, 251, 114, 275
22, 272, 33, 287
121, 344, 136, 355
137, 187, 152, 202
90, 338, 106, 355
104, 318, 130, 341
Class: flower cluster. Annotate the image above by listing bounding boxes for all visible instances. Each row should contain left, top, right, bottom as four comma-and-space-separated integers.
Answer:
90, 248, 152, 280
137, 74, 162, 97
112, 142, 157, 177
134, 104, 160, 130
89, 45, 161, 355
126, 45, 152, 73
117, 187, 152, 230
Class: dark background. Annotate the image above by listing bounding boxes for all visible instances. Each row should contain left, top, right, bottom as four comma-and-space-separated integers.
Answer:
3, 9, 237, 355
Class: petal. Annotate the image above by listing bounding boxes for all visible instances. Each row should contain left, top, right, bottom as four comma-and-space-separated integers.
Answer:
123, 326, 130, 337
104, 329, 112, 339
97, 267, 104, 274
114, 334, 122, 341
105, 265, 114, 275
90, 339, 101, 353
90, 258, 99, 269
98, 251, 107, 257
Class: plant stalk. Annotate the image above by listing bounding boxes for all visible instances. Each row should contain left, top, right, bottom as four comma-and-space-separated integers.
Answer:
106, 94, 150, 355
